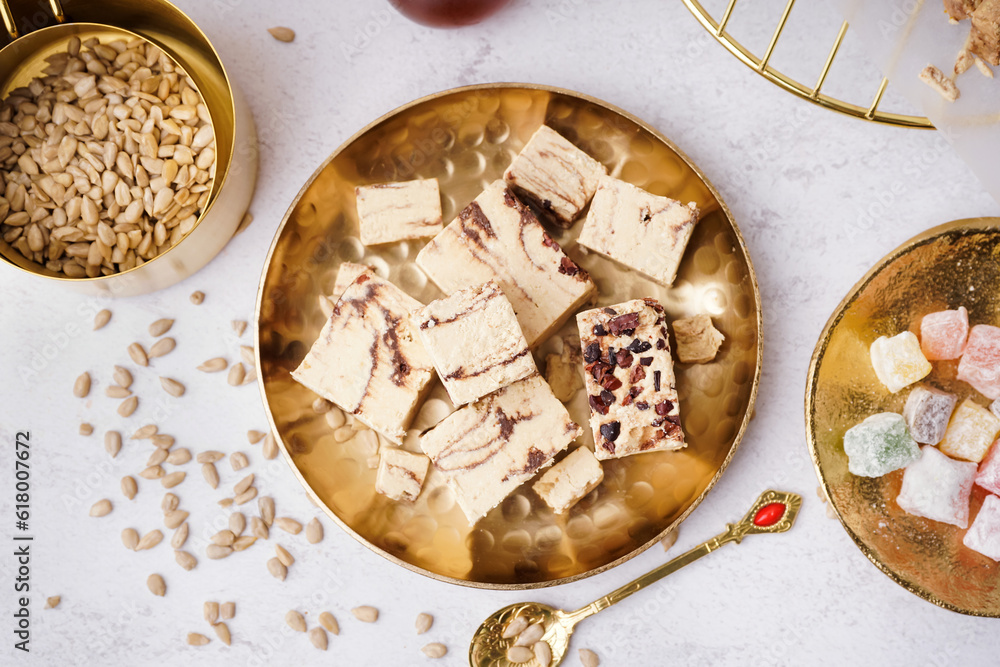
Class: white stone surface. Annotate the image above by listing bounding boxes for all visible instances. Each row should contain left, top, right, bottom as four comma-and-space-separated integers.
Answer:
1, 1, 999, 665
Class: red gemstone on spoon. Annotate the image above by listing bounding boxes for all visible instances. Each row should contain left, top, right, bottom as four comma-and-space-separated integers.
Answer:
753, 502, 786, 527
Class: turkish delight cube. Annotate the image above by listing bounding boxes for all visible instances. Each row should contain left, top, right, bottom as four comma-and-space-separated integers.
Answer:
939, 398, 1000, 463
870, 332, 932, 393
963, 493, 1000, 560
957, 324, 1000, 399
843, 413, 921, 477
896, 445, 977, 528
919, 307, 968, 360
975, 439, 1000, 495
902, 385, 957, 445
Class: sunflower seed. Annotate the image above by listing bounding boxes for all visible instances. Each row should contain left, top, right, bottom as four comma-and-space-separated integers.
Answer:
250, 516, 269, 540
319, 611, 339, 635
202, 463, 219, 489
282, 609, 306, 632
145, 449, 167, 467
157, 494, 178, 514
164, 510, 188, 529
213, 621, 231, 646
268, 26, 295, 42
89, 499, 112, 517
132, 424, 158, 439
227, 363, 245, 386
161, 471, 186, 488
422, 643, 447, 659
113, 366, 133, 389
351, 606, 378, 623
231, 320, 247, 336
275, 545, 294, 567
149, 318, 174, 337
247, 430, 265, 444
234, 487, 258, 505
229, 512, 246, 536
325, 407, 346, 430
204, 601, 220, 624
190, 291, 205, 304
175, 550, 197, 571
171, 523, 189, 549
275, 517, 302, 535
305, 517, 324, 544
233, 473, 254, 496
506, 646, 533, 664
152, 434, 175, 449
106, 385, 132, 398
94, 309, 112, 330
206, 544, 233, 560
514, 623, 544, 647
267, 557, 287, 581
136, 529, 164, 551
118, 395, 138, 417
579, 649, 600, 667
309, 626, 328, 650
502, 616, 529, 639
218, 498, 234, 508
104, 431, 122, 458
122, 528, 140, 550
149, 337, 176, 358
230, 451, 249, 471
262, 432, 278, 460
239, 345, 255, 367
73, 372, 91, 398
140, 465, 165, 480
197, 450, 224, 464
220, 602, 235, 620
312, 397, 332, 414
415, 612, 433, 635
197, 357, 227, 372
128, 343, 149, 366
121, 476, 138, 500
187, 633, 209, 646
211, 530, 235, 547
166, 448, 191, 465
79, 423, 94, 436
232, 535, 256, 551
259, 497, 275, 526
147, 574, 166, 596
160, 377, 185, 397
661, 529, 678, 552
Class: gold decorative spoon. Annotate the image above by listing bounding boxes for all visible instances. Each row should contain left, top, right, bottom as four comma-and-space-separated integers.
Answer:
469, 490, 802, 666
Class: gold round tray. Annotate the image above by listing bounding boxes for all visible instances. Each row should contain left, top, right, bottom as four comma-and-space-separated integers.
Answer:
806, 217, 1000, 616
255, 83, 762, 588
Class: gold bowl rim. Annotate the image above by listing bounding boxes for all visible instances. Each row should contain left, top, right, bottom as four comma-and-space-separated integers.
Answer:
0, 1, 237, 285
805, 215, 1000, 616
254, 81, 764, 589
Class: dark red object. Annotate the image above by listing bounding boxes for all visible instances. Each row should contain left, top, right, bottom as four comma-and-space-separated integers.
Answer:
753, 502, 786, 527
388, 0, 513, 27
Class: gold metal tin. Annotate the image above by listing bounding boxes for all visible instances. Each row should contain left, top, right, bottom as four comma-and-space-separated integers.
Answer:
256, 83, 762, 588
806, 217, 1000, 616
0, 0, 257, 296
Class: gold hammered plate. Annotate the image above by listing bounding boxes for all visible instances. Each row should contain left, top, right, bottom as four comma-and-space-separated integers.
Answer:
255, 83, 761, 588
807, 217, 1000, 616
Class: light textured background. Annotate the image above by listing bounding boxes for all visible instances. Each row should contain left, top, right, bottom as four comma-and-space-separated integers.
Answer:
1, 1, 999, 665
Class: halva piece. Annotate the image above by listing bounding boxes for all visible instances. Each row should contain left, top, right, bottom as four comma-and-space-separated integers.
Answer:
672, 314, 724, 364
375, 448, 430, 502
532, 446, 604, 514
356, 179, 443, 245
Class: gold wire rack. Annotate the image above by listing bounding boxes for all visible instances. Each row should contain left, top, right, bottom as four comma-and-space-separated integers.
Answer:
682, 0, 934, 129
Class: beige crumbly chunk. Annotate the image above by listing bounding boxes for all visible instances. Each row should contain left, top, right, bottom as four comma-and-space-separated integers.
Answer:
544, 340, 583, 403
532, 447, 604, 514
578, 299, 685, 460
502, 125, 607, 228
416, 280, 536, 406
578, 175, 700, 287
331, 262, 373, 298
356, 179, 443, 245
416, 180, 596, 346
970, 0, 1000, 65
977, 55, 996, 75
420, 374, 581, 524
672, 314, 725, 364
919, 65, 961, 101
292, 268, 434, 443
946, 0, 982, 21
375, 448, 430, 502
956, 48, 976, 74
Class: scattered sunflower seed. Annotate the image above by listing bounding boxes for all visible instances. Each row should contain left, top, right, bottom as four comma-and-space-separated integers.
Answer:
239, 345, 255, 367
234, 487, 258, 505
319, 611, 339, 635
267, 557, 287, 581
231, 320, 247, 336
149, 337, 176, 359
187, 633, 210, 646
268, 26, 296, 42
415, 612, 433, 635
147, 448, 168, 467
113, 366, 133, 389
286, 610, 307, 632
502, 616, 529, 639
201, 463, 220, 489
250, 516, 269, 540
94, 309, 112, 330
262, 432, 278, 460
175, 550, 197, 571
275, 517, 302, 535
211, 530, 235, 547
275, 544, 294, 567
45, 596, 61, 609
73, 372, 91, 398
121, 476, 138, 500
220, 602, 235, 620
309, 626, 328, 650
122, 528, 140, 550
218, 498, 234, 508
213, 621, 231, 646
161, 471, 186, 488
351, 606, 378, 623
151, 434, 175, 449
242, 366, 258, 386
204, 601, 219, 624
118, 395, 139, 417
171, 523, 189, 549
661, 529, 678, 552
206, 545, 233, 560
197, 451, 224, 463
161, 494, 180, 514
160, 377, 185, 397
506, 646, 533, 664
105, 385, 132, 398
325, 408, 346, 430
579, 648, 600, 667
190, 291, 205, 305
247, 430, 265, 444
105, 431, 122, 458
197, 357, 227, 372
227, 363, 245, 386
164, 510, 188, 529
515, 623, 544, 647
147, 574, 166, 596
259, 497, 275, 526
128, 342, 149, 367
149, 318, 174, 337
79, 423, 94, 436
136, 530, 164, 551
89, 499, 112, 517
132, 424, 158, 439
232, 535, 256, 551
306, 517, 324, 544
229, 512, 246, 536
230, 451, 249, 471
166, 448, 192, 465
233, 473, 255, 496
312, 397, 332, 414
422, 643, 447, 659
140, 465, 165, 480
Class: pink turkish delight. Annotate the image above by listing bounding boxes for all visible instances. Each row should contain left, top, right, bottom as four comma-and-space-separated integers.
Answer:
976, 439, 1000, 495
963, 494, 1000, 561
896, 445, 977, 528
919, 307, 968, 360
957, 324, 1000, 399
